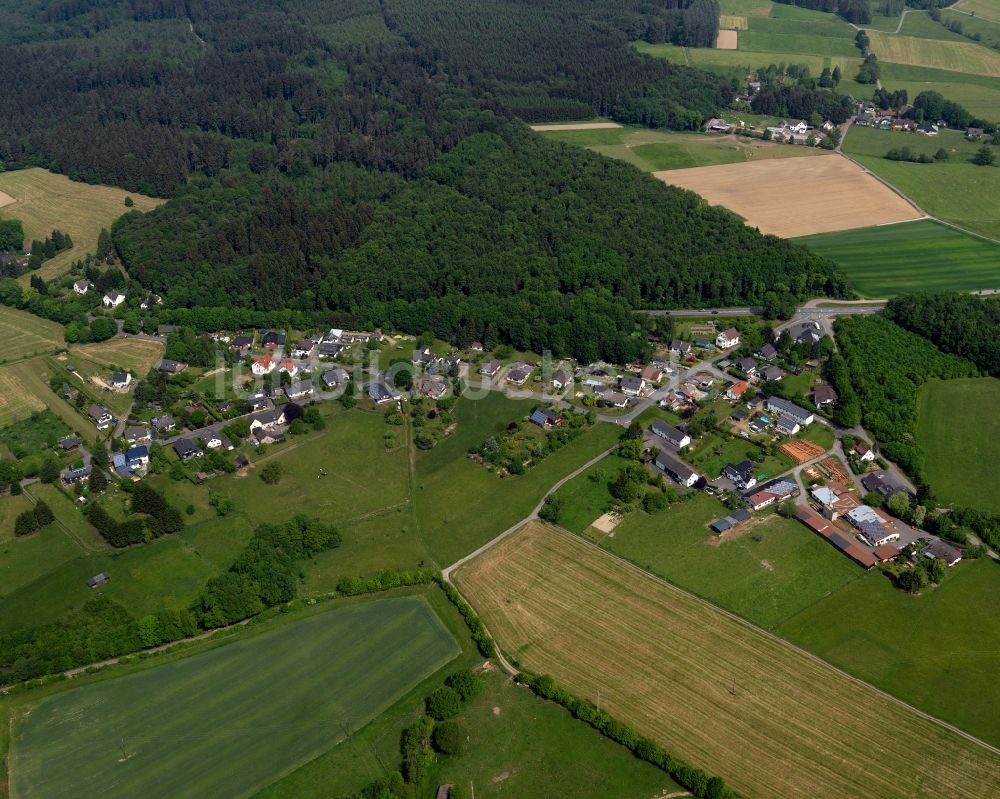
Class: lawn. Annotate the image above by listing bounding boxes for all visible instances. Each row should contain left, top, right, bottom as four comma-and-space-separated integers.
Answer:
10, 596, 460, 799
0, 167, 161, 283
684, 429, 791, 480
0, 305, 64, 364
778, 558, 1000, 748
546, 453, 632, 535
455, 522, 1000, 799
412, 394, 622, 565
211, 405, 411, 529
603, 494, 863, 629
917, 377, 1000, 512
540, 124, 825, 172
797, 219, 1000, 297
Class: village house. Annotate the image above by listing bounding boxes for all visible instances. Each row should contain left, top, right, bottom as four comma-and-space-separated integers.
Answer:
602, 389, 629, 408
766, 396, 814, 427
173, 438, 203, 461
59, 436, 81, 452
152, 415, 175, 434
262, 331, 286, 349
478, 359, 502, 378
760, 364, 783, 382
291, 340, 316, 359
812, 384, 838, 407
88, 404, 113, 430
551, 369, 570, 390
810, 480, 859, 521
649, 420, 690, 450
102, 290, 125, 308
723, 460, 757, 490
640, 365, 662, 384
156, 358, 187, 375
318, 340, 342, 358
755, 343, 778, 361
716, 327, 741, 349
790, 320, 822, 346
704, 118, 732, 133
417, 374, 448, 400
63, 464, 92, 484
726, 380, 749, 400
252, 355, 275, 376
921, 539, 962, 567
123, 426, 151, 445
669, 340, 691, 357
279, 360, 299, 378
284, 380, 314, 400
967, 127, 985, 139
369, 379, 401, 405
862, 470, 911, 501
108, 371, 132, 391
655, 450, 700, 487
250, 407, 286, 431
746, 478, 798, 511
321, 368, 349, 389
73, 279, 91, 295
620, 375, 648, 396
126, 445, 150, 469
411, 346, 436, 366
506, 363, 531, 385
852, 439, 876, 462
736, 357, 757, 377
232, 334, 254, 352
530, 407, 564, 428
775, 416, 800, 435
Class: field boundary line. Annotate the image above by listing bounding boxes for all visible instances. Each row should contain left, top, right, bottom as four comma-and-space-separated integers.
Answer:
537, 523, 1000, 758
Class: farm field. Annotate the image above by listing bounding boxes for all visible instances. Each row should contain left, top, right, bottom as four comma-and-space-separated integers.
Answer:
70, 337, 165, 377
779, 558, 1000, 747
653, 155, 923, 237
0, 357, 95, 434
867, 31, 1000, 77
796, 220, 1000, 297
917, 378, 1000, 513
955, 0, 1000, 23
878, 62, 1000, 120
601, 494, 864, 630
0, 304, 64, 363
538, 124, 825, 172
10, 596, 461, 799
528, 121, 621, 131
455, 521, 1000, 799
0, 168, 161, 282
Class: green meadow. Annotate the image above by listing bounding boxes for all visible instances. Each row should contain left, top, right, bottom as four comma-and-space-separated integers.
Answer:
797, 220, 1000, 297
778, 558, 1000, 748
11, 596, 460, 799
917, 378, 1000, 513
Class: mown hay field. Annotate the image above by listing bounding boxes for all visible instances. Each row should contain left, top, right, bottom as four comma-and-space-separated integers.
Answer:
868, 31, 1000, 76
0, 168, 161, 282
454, 522, 1000, 799
11, 596, 460, 799
0, 304, 64, 363
654, 154, 923, 237
70, 336, 165, 377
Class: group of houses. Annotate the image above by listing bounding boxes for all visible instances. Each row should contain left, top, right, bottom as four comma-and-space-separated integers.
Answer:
852, 104, 942, 135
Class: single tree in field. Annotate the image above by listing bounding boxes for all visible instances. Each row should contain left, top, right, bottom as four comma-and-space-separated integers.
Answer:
260, 461, 282, 484
15, 510, 39, 536
33, 500, 55, 527
39, 457, 61, 484
973, 145, 995, 166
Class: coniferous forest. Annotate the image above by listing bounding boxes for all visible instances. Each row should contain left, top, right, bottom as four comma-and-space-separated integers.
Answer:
0, 0, 850, 359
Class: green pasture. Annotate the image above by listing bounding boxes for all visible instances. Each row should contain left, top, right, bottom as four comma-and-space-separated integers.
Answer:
778, 557, 1000, 747
797, 220, 1000, 296
917, 378, 1000, 512
603, 494, 863, 630
879, 62, 1000, 120
11, 596, 460, 799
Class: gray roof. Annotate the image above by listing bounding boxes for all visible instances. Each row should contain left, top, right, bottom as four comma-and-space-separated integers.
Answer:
766, 396, 813, 424
650, 419, 686, 446
655, 451, 696, 482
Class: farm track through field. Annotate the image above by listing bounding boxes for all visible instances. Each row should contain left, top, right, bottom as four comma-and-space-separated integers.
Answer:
453, 522, 1000, 799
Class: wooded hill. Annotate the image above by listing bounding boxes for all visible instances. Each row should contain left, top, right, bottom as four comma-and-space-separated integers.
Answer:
0, 0, 849, 360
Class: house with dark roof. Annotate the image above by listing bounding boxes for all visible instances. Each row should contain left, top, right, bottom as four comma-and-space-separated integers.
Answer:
87, 572, 110, 588
602, 390, 629, 408
63, 464, 92, 484
253, 427, 284, 446
73, 279, 91, 295
746, 479, 798, 510
232, 334, 254, 351
478, 359, 502, 378
551, 369, 570, 390
152, 415, 175, 434
921, 539, 962, 567
715, 328, 740, 349
108, 371, 132, 391
126, 445, 150, 468
792, 321, 822, 345
368, 380, 400, 405
760, 364, 783, 382
59, 436, 81, 452
649, 419, 690, 449
722, 460, 756, 490
123, 426, 151, 445
736, 357, 757, 376
418, 374, 448, 400
262, 331, 286, 348
851, 440, 875, 462
530, 407, 564, 428
250, 408, 286, 431
861, 470, 910, 501
291, 340, 316, 358
775, 415, 800, 436
284, 380, 314, 400
620, 375, 647, 396
173, 439, 203, 461
156, 359, 187, 374
655, 451, 699, 487
766, 396, 814, 426
756, 343, 778, 361
321, 368, 349, 389
812, 384, 838, 407
669, 340, 691, 356
88, 404, 113, 430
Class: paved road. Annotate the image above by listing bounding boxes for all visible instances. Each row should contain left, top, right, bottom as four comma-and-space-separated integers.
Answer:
638, 307, 762, 317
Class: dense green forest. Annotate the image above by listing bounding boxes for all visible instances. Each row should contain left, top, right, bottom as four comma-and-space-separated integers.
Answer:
829, 315, 977, 487
886, 293, 1000, 377
0, 0, 848, 359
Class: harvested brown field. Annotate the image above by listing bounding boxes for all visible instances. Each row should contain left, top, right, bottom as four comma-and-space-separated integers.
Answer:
455, 521, 1000, 799
653, 154, 924, 237
780, 438, 826, 464
716, 29, 738, 49
529, 122, 622, 131
71, 336, 165, 376
0, 191, 15, 209
719, 14, 748, 30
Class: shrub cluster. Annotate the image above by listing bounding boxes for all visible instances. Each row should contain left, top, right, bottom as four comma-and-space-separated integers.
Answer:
435, 578, 496, 658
